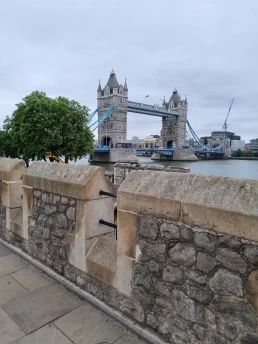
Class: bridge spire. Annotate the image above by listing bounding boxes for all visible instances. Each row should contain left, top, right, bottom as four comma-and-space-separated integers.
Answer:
97, 79, 102, 91
124, 78, 128, 90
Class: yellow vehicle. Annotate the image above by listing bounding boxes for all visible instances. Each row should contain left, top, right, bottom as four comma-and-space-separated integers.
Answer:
45, 152, 65, 164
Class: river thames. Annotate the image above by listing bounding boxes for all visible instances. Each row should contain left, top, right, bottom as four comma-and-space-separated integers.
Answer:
76, 157, 258, 180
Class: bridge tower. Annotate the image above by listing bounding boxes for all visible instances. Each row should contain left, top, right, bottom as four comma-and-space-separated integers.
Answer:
161, 89, 188, 149
97, 69, 128, 148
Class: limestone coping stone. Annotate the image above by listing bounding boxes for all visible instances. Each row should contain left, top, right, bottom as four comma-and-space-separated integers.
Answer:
118, 170, 258, 241
22, 162, 113, 201
0, 158, 25, 181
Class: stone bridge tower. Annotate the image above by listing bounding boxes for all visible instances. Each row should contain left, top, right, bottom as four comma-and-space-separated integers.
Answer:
97, 69, 128, 148
161, 89, 188, 149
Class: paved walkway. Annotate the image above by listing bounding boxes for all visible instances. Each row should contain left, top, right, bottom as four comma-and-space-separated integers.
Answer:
0, 243, 147, 344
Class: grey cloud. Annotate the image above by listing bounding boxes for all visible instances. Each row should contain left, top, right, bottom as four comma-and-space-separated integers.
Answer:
0, 0, 257, 143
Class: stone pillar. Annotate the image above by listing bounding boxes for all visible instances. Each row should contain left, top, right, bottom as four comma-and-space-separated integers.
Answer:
0, 158, 25, 240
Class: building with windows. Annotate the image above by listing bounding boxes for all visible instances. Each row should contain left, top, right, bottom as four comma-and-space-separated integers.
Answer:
250, 138, 258, 155
231, 140, 245, 152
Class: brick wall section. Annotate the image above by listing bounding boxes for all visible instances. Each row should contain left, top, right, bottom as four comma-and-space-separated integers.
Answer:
132, 215, 258, 343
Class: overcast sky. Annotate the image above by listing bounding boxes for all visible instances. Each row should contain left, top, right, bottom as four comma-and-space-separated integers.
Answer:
1, 0, 257, 142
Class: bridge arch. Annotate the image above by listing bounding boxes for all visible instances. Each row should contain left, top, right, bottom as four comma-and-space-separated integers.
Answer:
101, 136, 113, 148
167, 140, 173, 149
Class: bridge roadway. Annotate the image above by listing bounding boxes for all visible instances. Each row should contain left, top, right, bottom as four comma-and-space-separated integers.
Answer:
94, 147, 224, 156
127, 101, 179, 117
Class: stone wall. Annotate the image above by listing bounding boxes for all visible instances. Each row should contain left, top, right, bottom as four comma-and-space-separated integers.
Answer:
114, 163, 189, 185
0, 158, 258, 344
117, 171, 258, 343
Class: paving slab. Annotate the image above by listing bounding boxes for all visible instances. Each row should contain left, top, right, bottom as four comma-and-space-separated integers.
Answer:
0, 243, 12, 257
0, 275, 27, 305
0, 306, 25, 344
11, 267, 52, 291
12, 324, 72, 344
55, 303, 128, 344
114, 334, 147, 343
0, 253, 28, 277
2, 283, 82, 334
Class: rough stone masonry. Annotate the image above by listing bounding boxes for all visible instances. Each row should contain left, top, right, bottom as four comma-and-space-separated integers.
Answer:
0, 158, 258, 344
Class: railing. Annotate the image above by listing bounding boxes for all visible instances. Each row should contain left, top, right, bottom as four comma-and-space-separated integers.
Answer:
94, 147, 110, 152
136, 148, 173, 156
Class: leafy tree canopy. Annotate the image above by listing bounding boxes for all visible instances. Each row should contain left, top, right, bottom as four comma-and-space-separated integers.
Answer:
1, 91, 94, 165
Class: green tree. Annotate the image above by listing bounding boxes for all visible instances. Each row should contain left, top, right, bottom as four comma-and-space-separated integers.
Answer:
203, 137, 208, 145
1, 91, 94, 166
244, 150, 253, 157
235, 148, 244, 157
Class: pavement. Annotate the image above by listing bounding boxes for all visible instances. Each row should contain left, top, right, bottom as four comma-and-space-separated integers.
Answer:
0, 243, 147, 344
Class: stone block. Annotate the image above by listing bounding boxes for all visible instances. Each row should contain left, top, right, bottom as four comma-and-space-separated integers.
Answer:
160, 222, 180, 240
168, 242, 196, 267
216, 247, 247, 274
119, 297, 145, 324
186, 270, 208, 285
139, 239, 166, 263
0, 307, 24, 343
239, 333, 258, 344
182, 202, 258, 242
209, 268, 243, 296
186, 281, 213, 304
217, 318, 239, 340
172, 289, 204, 324
214, 300, 257, 330
138, 215, 159, 240
218, 235, 241, 249
0, 158, 25, 181
149, 260, 160, 273
243, 244, 258, 264
2, 283, 82, 334
2, 181, 22, 208
66, 233, 86, 272
86, 237, 134, 296
245, 269, 258, 310
194, 232, 217, 253
196, 252, 217, 273
154, 281, 170, 297
134, 264, 152, 289
117, 210, 137, 259
22, 185, 33, 240
76, 199, 114, 239
163, 265, 184, 284
23, 162, 113, 201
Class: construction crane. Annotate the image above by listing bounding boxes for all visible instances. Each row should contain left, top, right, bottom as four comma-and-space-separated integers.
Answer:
45, 152, 65, 163
222, 97, 234, 131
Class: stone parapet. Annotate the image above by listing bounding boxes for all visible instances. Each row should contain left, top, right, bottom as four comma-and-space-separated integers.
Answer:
117, 170, 258, 343
114, 162, 189, 185
0, 158, 257, 343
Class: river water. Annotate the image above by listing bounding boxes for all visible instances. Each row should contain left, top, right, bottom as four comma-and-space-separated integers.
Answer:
75, 157, 258, 180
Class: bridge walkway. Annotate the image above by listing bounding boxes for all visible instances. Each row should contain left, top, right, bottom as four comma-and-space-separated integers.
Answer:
0, 243, 146, 344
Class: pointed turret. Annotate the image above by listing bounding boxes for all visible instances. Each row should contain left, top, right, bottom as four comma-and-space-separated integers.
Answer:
124, 78, 128, 90
97, 79, 102, 91
106, 68, 120, 89
162, 96, 166, 107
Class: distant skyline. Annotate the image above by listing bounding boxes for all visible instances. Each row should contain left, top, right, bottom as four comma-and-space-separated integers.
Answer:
1, 0, 257, 142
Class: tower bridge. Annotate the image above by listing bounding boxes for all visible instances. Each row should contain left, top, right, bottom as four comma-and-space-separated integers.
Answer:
89, 69, 198, 162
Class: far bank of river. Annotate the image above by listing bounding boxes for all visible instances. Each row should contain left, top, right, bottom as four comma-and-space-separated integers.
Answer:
75, 157, 258, 180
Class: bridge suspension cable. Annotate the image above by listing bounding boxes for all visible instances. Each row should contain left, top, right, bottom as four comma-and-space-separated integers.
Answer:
90, 105, 114, 131
186, 120, 224, 152
88, 108, 98, 121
